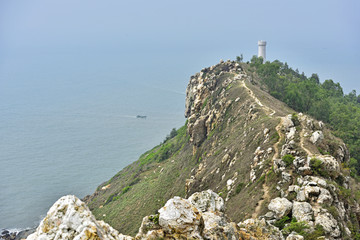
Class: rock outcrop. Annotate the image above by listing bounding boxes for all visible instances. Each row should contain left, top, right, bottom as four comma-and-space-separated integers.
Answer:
28, 190, 286, 240
27, 195, 133, 240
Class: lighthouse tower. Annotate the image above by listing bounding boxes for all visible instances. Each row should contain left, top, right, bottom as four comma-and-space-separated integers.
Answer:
258, 40, 267, 62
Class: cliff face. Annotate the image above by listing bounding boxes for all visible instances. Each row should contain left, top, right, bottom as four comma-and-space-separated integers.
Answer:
28, 60, 360, 239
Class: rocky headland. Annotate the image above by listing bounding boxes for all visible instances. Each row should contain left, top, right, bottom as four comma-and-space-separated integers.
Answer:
16, 60, 360, 239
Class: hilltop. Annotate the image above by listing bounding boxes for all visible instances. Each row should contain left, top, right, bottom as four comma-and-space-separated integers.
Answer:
25, 59, 360, 240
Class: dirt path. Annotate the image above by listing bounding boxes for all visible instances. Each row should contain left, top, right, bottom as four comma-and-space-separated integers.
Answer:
239, 77, 286, 218
252, 178, 270, 218
240, 80, 276, 116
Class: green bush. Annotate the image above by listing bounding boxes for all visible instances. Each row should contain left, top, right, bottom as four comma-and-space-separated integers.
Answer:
291, 113, 300, 126
122, 186, 131, 194
310, 158, 329, 177
236, 183, 244, 194
273, 215, 291, 229
283, 218, 309, 235
148, 214, 159, 225
303, 224, 325, 240
282, 154, 295, 167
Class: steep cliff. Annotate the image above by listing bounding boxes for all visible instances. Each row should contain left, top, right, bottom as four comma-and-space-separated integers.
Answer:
29, 60, 360, 239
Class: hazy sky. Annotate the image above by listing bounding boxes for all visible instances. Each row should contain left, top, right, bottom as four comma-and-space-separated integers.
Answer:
1, 0, 359, 93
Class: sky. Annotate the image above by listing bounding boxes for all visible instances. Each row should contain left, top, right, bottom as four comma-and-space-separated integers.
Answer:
0, 0, 359, 93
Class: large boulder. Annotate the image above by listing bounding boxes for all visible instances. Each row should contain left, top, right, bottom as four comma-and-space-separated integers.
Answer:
188, 189, 224, 213
315, 210, 341, 238
292, 201, 313, 222
26, 195, 133, 240
268, 198, 293, 219
310, 131, 324, 144
238, 218, 284, 240
158, 196, 203, 238
191, 116, 207, 146
311, 155, 340, 177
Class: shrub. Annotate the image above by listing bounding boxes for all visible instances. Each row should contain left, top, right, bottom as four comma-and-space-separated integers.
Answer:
122, 186, 131, 194
291, 113, 300, 126
310, 158, 329, 177
236, 183, 244, 194
283, 218, 309, 235
303, 224, 325, 240
148, 214, 159, 225
273, 215, 290, 229
282, 154, 295, 167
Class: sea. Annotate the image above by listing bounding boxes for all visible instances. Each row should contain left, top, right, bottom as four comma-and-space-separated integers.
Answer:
0, 50, 188, 231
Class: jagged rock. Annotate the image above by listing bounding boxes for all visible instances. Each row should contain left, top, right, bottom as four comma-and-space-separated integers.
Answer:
292, 201, 313, 222
283, 116, 294, 130
303, 176, 327, 188
286, 127, 296, 140
286, 232, 304, 240
188, 189, 224, 213
26, 195, 133, 240
336, 143, 349, 162
310, 131, 324, 144
288, 185, 300, 193
311, 155, 340, 177
135, 215, 162, 239
201, 212, 240, 239
238, 218, 284, 240
192, 116, 207, 146
158, 196, 203, 238
268, 198, 293, 219
293, 157, 306, 169
314, 210, 341, 238
282, 172, 292, 183
317, 188, 333, 204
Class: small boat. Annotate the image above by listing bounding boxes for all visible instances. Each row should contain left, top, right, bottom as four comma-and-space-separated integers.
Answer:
136, 115, 147, 119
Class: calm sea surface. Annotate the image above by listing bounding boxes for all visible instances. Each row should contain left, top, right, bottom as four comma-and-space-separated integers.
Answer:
0, 51, 187, 229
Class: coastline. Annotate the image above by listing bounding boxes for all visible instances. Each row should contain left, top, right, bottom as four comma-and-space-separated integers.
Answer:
0, 228, 35, 240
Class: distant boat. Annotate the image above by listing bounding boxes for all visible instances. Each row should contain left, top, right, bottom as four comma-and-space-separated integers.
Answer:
136, 115, 147, 119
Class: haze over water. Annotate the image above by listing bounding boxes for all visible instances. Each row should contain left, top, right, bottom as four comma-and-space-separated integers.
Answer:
0, 51, 187, 229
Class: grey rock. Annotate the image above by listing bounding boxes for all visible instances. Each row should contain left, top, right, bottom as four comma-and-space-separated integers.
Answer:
310, 131, 324, 144
268, 198, 293, 219
292, 201, 313, 222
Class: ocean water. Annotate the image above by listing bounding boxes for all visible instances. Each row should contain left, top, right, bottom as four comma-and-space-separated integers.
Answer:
0, 51, 187, 229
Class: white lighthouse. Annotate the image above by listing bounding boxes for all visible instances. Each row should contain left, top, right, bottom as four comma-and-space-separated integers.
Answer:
258, 40, 267, 62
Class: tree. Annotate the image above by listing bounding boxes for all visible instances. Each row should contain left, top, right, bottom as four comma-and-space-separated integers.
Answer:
236, 54, 243, 63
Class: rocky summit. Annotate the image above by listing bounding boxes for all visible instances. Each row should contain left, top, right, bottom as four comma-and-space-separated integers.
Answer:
26, 60, 360, 239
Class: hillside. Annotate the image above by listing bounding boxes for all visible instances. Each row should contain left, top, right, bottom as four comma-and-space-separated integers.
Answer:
78, 60, 360, 239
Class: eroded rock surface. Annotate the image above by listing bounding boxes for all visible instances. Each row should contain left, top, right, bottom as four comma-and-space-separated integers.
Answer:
27, 195, 133, 240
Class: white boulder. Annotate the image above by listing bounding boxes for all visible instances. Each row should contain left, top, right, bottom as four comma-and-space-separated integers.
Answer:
268, 197, 293, 219
310, 131, 324, 144
188, 189, 224, 213
158, 196, 202, 237
292, 201, 313, 222
26, 195, 133, 240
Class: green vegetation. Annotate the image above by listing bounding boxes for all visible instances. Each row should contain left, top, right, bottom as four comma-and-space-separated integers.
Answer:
250, 56, 360, 175
236, 182, 244, 194
282, 154, 295, 167
283, 218, 309, 236
273, 215, 291, 229
275, 217, 325, 239
291, 113, 300, 126
304, 224, 326, 240
148, 214, 159, 225
310, 158, 329, 178
140, 126, 187, 166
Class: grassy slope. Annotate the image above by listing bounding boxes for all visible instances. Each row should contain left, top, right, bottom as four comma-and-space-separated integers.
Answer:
86, 65, 297, 235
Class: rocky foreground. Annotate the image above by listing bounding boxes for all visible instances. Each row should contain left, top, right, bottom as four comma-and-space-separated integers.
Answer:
26, 189, 292, 240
